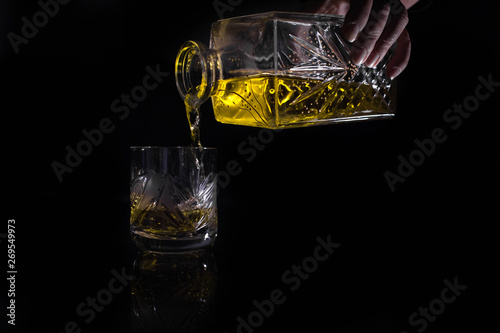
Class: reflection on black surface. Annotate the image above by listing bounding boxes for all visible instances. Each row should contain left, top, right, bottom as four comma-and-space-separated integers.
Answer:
131, 250, 216, 333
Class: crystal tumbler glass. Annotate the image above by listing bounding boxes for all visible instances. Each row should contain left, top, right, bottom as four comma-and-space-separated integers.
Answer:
130, 146, 217, 252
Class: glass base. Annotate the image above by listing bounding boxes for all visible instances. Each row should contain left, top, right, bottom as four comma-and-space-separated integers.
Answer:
131, 229, 217, 253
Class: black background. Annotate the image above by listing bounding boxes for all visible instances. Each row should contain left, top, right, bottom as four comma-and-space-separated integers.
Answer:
1, 0, 499, 332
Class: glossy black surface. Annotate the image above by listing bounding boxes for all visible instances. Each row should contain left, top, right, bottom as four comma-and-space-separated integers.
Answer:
1, 1, 499, 332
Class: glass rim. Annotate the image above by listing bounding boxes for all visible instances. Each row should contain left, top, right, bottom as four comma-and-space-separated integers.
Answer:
130, 146, 216, 151
217, 11, 345, 22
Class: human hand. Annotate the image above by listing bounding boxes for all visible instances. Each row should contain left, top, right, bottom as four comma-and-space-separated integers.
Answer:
303, 0, 414, 79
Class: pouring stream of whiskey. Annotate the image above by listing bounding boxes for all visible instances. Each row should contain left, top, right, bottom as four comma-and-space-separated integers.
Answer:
185, 93, 201, 147
184, 77, 208, 147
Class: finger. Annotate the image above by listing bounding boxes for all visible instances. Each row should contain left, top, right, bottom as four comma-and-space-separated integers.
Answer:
365, 5, 409, 67
342, 0, 373, 43
349, 1, 391, 65
386, 29, 411, 79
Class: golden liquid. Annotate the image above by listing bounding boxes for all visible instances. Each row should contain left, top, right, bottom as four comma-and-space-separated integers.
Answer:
185, 88, 204, 147
131, 206, 215, 238
212, 76, 392, 129
185, 101, 201, 147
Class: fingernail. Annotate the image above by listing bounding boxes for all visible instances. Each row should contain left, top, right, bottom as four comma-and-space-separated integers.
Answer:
388, 67, 402, 79
351, 47, 367, 66
343, 22, 359, 43
365, 53, 381, 68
